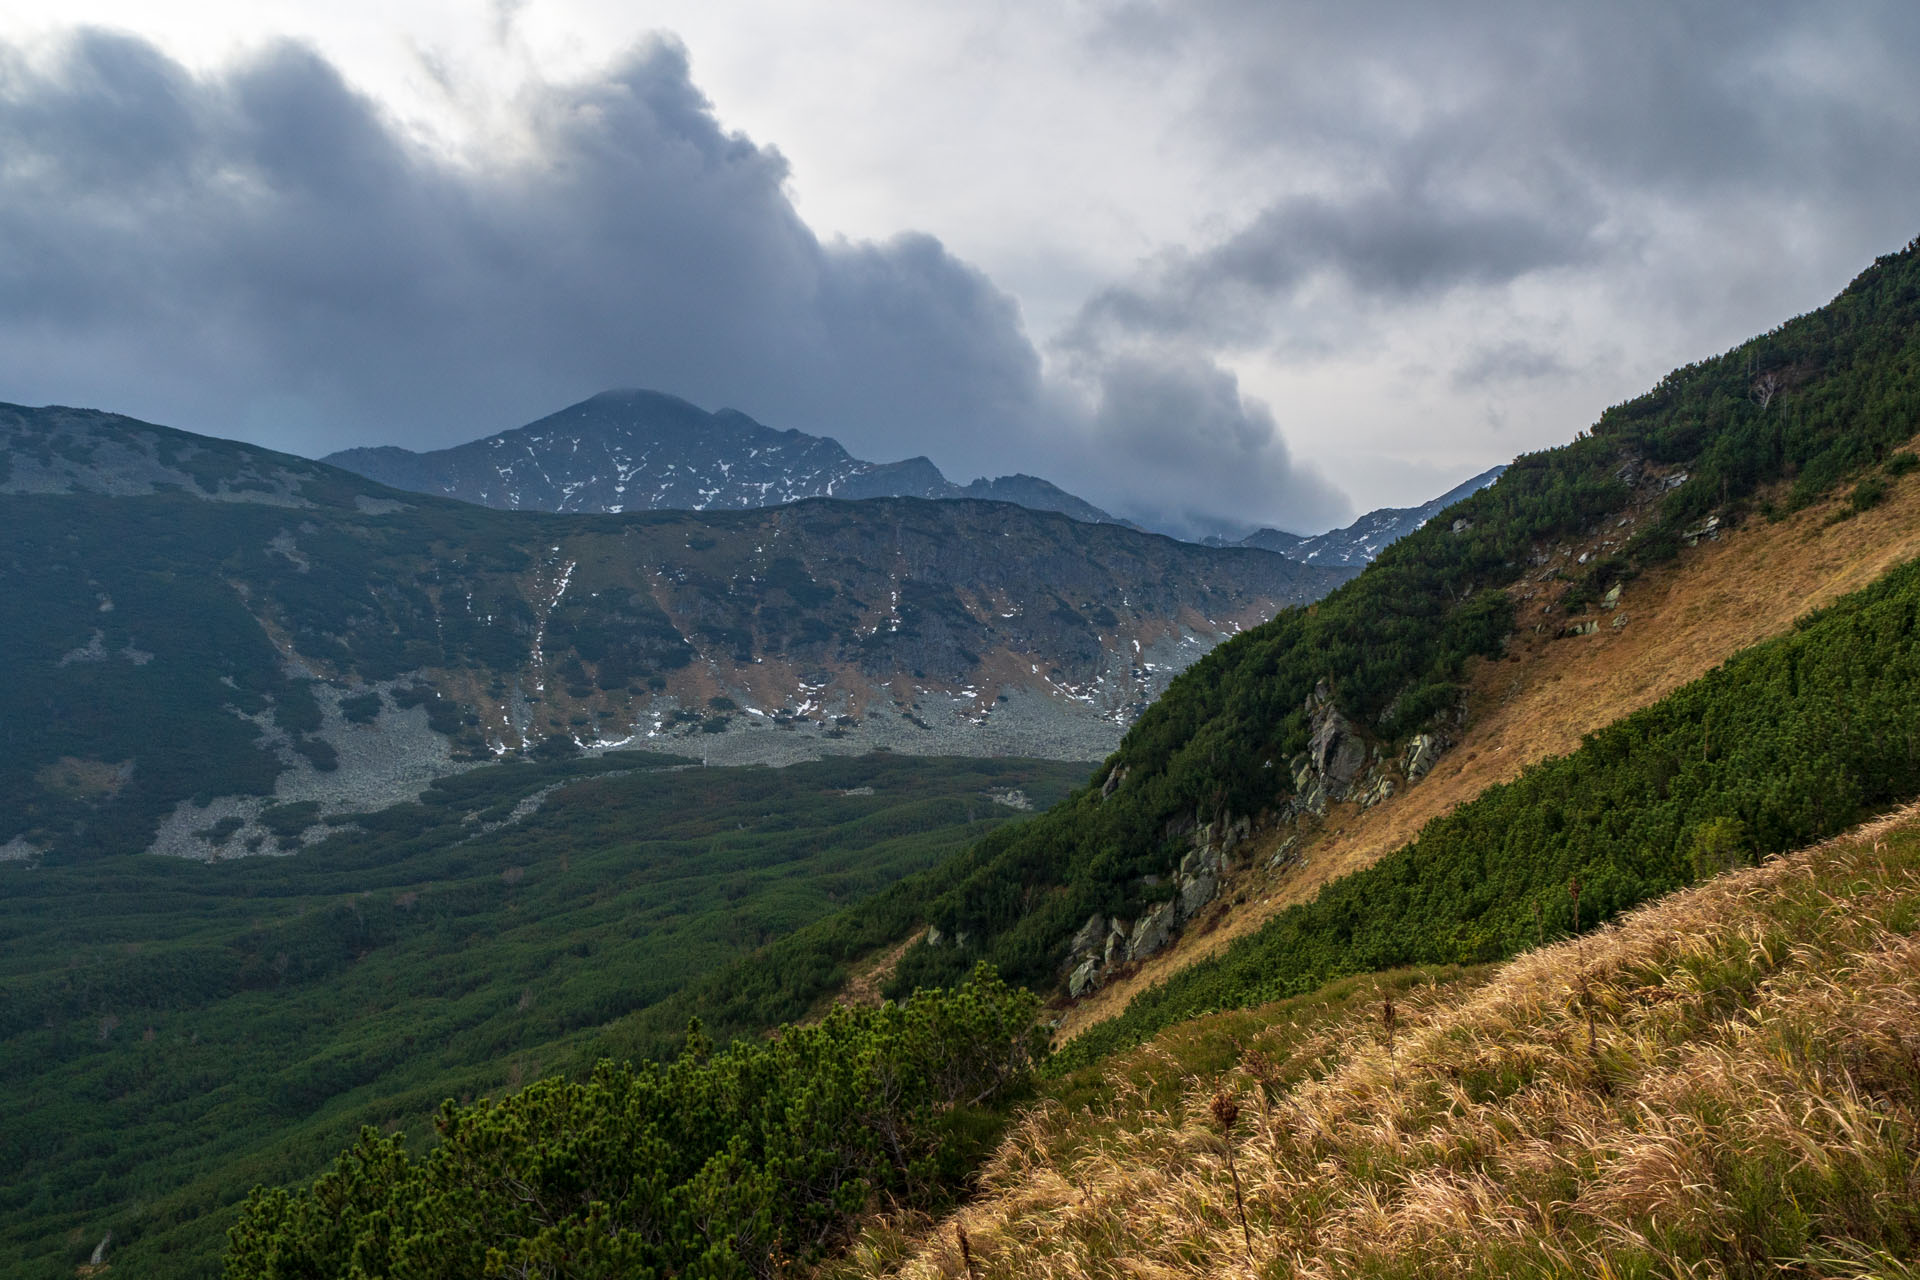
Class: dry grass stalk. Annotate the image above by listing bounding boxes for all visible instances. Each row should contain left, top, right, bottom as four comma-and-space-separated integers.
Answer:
1382, 992, 1399, 1089
1209, 1090, 1255, 1271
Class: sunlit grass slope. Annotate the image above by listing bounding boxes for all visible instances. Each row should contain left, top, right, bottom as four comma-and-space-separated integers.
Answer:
844, 805, 1920, 1278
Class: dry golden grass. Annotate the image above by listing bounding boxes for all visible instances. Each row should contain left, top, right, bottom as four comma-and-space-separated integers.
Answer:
832, 805, 1920, 1279
1058, 450, 1920, 1043
838, 928, 929, 1010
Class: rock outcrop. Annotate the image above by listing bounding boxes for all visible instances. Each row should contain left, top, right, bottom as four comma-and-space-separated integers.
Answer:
1057, 678, 1463, 1004
1126, 901, 1179, 964
1058, 811, 1252, 993
1288, 679, 1371, 815
1404, 732, 1443, 780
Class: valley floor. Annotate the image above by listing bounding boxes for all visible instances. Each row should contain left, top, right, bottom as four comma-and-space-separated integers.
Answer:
836, 803, 1920, 1278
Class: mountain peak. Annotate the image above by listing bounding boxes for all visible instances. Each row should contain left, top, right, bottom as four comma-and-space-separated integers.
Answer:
321, 389, 1126, 525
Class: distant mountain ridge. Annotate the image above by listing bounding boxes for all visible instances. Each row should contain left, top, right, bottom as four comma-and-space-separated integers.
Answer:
324, 389, 1510, 564
324, 389, 1128, 526
1, 401, 1355, 865
1229, 464, 1508, 566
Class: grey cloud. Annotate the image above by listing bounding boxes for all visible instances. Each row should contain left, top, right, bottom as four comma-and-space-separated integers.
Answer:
1069, 178, 1601, 353
0, 27, 1349, 537
1076, 351, 1349, 538
1071, 1, 1920, 355
1143, 0, 1920, 196
1451, 340, 1574, 391
0, 29, 1042, 478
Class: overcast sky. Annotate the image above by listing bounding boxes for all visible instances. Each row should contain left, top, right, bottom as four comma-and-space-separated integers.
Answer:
2, 3, 1917, 535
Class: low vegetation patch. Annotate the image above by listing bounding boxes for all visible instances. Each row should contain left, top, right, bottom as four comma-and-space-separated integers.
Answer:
2, 754, 1082, 1279
227, 967, 1044, 1279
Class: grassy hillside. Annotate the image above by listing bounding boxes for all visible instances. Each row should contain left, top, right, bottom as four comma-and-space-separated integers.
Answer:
837, 807, 1920, 1278
1057, 438, 1920, 1043
1056, 537, 1920, 1068
0, 753, 1084, 1279
887, 235, 1920, 1000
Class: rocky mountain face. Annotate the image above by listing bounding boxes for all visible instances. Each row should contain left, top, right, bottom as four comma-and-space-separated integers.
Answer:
323, 388, 1126, 526
1055, 674, 1451, 1000
953, 474, 1125, 526
1237, 465, 1508, 566
1, 403, 1355, 864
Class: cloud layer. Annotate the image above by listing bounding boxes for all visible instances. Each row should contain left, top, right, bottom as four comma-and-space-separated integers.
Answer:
0, 32, 1038, 457
1059, 0, 1920, 504
0, 28, 1350, 536
5, 5, 1919, 534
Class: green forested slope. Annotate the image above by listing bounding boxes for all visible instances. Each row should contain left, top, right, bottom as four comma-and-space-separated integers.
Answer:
1057, 529, 1920, 1067
0, 753, 1083, 1279
2, 424, 1339, 864
227, 968, 1044, 1280
888, 235, 1920, 998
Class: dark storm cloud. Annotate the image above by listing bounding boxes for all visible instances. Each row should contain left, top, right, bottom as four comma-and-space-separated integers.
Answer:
1072, 0, 1920, 381
0, 29, 1046, 473
0, 26, 1355, 535
1068, 179, 1601, 353
1081, 351, 1348, 537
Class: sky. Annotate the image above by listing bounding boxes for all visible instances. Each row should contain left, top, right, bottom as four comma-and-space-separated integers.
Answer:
1, 3, 1917, 537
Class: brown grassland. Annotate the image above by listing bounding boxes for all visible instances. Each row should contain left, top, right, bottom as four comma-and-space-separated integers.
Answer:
1058, 446, 1920, 1044
831, 803, 1920, 1278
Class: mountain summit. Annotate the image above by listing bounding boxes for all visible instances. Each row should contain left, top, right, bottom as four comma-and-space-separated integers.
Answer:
324, 389, 1124, 525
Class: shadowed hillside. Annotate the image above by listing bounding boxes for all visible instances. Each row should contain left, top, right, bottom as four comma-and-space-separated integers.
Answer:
1, 405, 1348, 862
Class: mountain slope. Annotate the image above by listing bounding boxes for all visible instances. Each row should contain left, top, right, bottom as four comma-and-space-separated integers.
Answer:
958, 473, 1122, 525
0, 404, 1351, 863
1054, 501, 1920, 1066
876, 235, 1920, 1004
325, 389, 872, 514
1057, 448, 1920, 1040
839, 808, 1920, 1278
322, 388, 1129, 526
